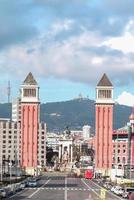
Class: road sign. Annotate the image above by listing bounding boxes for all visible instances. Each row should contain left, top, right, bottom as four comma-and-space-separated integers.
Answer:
100, 188, 106, 199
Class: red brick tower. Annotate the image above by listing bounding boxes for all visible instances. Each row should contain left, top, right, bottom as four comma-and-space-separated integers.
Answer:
20, 72, 40, 174
95, 73, 114, 175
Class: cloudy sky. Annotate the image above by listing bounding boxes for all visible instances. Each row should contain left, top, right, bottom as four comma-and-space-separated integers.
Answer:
1, 0, 134, 105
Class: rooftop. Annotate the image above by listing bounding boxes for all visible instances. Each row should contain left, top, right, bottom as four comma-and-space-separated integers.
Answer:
97, 73, 113, 87
23, 72, 37, 85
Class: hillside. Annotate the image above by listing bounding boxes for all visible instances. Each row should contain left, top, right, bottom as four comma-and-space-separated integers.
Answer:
41, 99, 132, 131
0, 99, 132, 132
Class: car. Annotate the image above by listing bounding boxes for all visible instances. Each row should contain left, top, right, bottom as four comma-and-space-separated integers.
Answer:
122, 187, 134, 199
20, 181, 26, 189
103, 182, 113, 190
117, 188, 124, 196
28, 180, 37, 187
110, 185, 121, 194
110, 185, 116, 192
114, 186, 124, 195
0, 188, 7, 198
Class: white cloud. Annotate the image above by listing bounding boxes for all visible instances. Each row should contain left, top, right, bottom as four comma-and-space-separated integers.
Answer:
116, 91, 134, 106
104, 32, 134, 53
103, 20, 134, 53
1, 19, 134, 87
51, 19, 74, 34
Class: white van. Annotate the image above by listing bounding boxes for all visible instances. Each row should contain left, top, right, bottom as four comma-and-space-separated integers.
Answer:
122, 187, 134, 198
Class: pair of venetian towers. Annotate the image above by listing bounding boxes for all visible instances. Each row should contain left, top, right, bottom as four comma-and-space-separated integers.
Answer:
20, 72, 113, 175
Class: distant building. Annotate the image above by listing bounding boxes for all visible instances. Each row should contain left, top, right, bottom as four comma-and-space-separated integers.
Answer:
82, 125, 91, 139
12, 98, 21, 122
46, 132, 60, 151
112, 126, 128, 168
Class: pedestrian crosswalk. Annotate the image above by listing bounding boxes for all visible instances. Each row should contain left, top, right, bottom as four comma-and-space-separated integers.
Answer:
27, 187, 100, 192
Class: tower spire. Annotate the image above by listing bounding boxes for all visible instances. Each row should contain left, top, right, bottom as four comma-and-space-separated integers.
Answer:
97, 73, 112, 87
23, 72, 37, 85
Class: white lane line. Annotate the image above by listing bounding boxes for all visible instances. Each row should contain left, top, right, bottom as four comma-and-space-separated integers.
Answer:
41, 179, 51, 188
28, 179, 50, 199
64, 176, 67, 200
91, 180, 123, 200
81, 179, 100, 198
28, 188, 40, 199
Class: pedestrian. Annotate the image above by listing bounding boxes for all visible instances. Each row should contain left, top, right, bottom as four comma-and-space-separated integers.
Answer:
129, 192, 134, 200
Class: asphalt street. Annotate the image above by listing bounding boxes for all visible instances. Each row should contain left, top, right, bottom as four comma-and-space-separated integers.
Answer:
7, 174, 124, 200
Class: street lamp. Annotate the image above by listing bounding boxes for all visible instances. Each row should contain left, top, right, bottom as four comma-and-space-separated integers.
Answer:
127, 122, 132, 179
0, 141, 3, 182
115, 132, 119, 180
9, 157, 12, 184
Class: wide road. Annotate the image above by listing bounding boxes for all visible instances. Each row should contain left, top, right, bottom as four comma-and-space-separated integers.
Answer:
7, 174, 124, 200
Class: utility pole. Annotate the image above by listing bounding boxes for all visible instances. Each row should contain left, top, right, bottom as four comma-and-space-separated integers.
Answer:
7, 80, 11, 103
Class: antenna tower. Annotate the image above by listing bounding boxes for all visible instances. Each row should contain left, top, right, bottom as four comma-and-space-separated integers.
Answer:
7, 81, 11, 103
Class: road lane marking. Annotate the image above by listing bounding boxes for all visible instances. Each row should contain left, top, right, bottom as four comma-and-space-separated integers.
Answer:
41, 179, 51, 188
28, 179, 50, 199
25, 186, 100, 191
28, 188, 40, 199
64, 176, 67, 200
81, 179, 100, 198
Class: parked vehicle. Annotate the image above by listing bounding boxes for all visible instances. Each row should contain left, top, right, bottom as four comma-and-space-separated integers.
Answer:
0, 188, 7, 198
15, 183, 22, 192
114, 186, 124, 195
20, 181, 26, 189
103, 182, 113, 190
110, 185, 117, 192
28, 180, 37, 187
122, 187, 134, 199
85, 169, 94, 179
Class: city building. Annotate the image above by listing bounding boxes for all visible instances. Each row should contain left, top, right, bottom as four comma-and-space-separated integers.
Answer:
46, 132, 60, 152
112, 126, 128, 168
0, 119, 20, 178
12, 98, 21, 122
95, 73, 114, 176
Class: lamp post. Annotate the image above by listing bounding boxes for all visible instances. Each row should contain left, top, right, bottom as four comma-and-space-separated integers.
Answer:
9, 157, 12, 184
0, 141, 2, 182
127, 122, 132, 179
115, 131, 119, 182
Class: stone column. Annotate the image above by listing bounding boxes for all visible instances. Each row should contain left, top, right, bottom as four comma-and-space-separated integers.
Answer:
61, 144, 63, 163
59, 144, 61, 163
70, 145, 73, 163
69, 144, 71, 162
